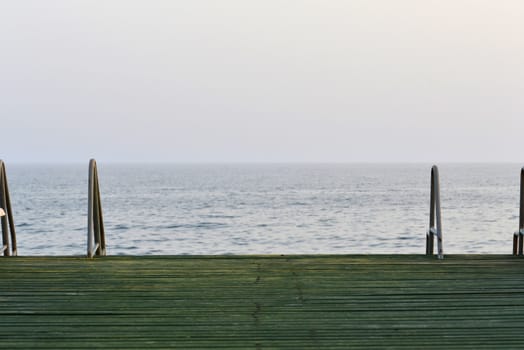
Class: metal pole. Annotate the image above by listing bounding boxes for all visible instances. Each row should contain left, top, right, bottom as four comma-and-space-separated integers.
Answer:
427, 165, 443, 259
0, 161, 17, 256
96, 172, 106, 255
427, 167, 436, 255
87, 159, 96, 258
4, 170, 17, 256
433, 166, 443, 259
520, 168, 524, 233
1, 167, 9, 256
515, 168, 524, 256
87, 159, 106, 258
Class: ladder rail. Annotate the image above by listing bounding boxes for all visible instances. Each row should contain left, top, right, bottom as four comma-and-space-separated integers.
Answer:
87, 159, 106, 258
426, 165, 443, 259
0, 160, 17, 256
513, 167, 524, 255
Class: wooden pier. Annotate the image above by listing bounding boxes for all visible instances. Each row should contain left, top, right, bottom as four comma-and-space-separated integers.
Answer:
2, 255, 524, 349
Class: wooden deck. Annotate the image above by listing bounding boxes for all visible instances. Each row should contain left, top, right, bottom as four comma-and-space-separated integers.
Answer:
1, 255, 524, 349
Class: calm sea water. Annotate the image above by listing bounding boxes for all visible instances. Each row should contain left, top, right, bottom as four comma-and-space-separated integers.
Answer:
5, 163, 522, 256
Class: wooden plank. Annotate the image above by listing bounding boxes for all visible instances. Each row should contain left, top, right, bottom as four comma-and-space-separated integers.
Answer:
1, 255, 524, 348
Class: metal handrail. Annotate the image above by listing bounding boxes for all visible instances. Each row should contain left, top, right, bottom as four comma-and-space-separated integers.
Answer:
426, 165, 443, 259
0, 160, 17, 256
513, 167, 524, 256
87, 159, 106, 258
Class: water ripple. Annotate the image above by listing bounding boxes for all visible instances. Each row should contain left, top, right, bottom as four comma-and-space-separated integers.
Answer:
9, 163, 520, 255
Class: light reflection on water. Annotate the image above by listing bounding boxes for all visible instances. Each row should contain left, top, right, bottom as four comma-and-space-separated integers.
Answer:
7, 163, 521, 256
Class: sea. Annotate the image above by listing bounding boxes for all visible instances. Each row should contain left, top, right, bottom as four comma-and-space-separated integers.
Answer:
5, 163, 522, 256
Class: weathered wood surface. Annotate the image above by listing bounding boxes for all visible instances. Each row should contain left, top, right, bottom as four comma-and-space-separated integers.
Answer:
1, 255, 524, 349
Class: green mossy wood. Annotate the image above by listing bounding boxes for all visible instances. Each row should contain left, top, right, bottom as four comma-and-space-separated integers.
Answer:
2, 255, 524, 349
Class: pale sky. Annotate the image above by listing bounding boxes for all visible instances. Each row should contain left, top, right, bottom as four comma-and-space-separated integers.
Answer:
1, 1, 523, 163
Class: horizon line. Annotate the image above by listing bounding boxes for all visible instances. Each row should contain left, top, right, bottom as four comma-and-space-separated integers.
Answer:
3, 160, 523, 165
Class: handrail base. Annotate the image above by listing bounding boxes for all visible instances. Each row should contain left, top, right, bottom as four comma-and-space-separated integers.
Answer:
426, 227, 443, 259
513, 230, 524, 256
87, 242, 100, 259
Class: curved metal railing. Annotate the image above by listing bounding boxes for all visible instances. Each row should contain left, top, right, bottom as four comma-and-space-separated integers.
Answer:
87, 159, 106, 258
513, 168, 524, 256
426, 165, 443, 259
0, 160, 17, 256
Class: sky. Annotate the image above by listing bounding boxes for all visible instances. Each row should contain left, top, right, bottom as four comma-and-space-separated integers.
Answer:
1, 1, 523, 163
